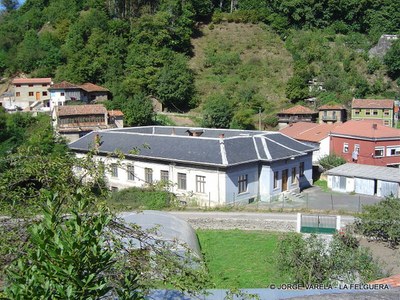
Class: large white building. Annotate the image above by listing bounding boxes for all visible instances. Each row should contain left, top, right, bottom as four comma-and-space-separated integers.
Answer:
69, 126, 315, 206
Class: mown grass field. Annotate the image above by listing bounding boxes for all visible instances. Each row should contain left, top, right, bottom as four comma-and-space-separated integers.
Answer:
197, 230, 290, 288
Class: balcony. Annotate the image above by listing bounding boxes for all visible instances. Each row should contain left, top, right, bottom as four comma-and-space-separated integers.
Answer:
321, 115, 338, 121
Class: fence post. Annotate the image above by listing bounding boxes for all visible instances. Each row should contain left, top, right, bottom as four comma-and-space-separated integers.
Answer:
331, 193, 334, 210
296, 213, 301, 233
358, 195, 361, 213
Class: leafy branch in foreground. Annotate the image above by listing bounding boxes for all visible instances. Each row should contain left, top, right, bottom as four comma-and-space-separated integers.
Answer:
4, 189, 210, 299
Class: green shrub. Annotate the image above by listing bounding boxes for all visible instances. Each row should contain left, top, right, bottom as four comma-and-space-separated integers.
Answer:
108, 187, 176, 211
318, 154, 346, 171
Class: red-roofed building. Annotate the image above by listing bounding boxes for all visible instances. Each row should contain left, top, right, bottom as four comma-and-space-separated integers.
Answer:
53, 104, 123, 142
277, 105, 318, 129
318, 104, 346, 124
330, 120, 400, 167
351, 98, 395, 127
280, 122, 338, 163
49, 81, 111, 110
10, 77, 52, 110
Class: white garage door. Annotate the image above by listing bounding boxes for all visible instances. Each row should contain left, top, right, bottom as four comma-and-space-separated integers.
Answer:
355, 178, 375, 195
331, 176, 346, 192
377, 181, 399, 197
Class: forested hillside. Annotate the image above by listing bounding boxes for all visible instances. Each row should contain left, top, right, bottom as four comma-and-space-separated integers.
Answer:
0, 0, 399, 128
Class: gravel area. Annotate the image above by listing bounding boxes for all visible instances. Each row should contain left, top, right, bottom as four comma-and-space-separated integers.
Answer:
184, 217, 296, 232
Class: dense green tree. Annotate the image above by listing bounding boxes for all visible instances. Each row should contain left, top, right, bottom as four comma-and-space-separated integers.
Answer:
384, 39, 400, 80
202, 94, 233, 128
107, 94, 154, 126
230, 108, 255, 130
155, 54, 195, 110
285, 75, 308, 102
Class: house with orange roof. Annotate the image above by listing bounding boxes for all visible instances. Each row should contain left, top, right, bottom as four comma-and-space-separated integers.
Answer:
9, 77, 52, 111
318, 104, 347, 124
53, 104, 123, 142
330, 120, 400, 167
48, 81, 111, 110
351, 98, 394, 127
277, 105, 318, 129
280, 122, 338, 164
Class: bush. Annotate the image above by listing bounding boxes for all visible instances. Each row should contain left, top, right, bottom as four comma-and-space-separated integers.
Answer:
318, 154, 346, 171
278, 232, 383, 285
356, 196, 400, 248
108, 187, 176, 210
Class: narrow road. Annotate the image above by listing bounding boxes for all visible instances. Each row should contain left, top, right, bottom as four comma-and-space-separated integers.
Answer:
168, 211, 355, 231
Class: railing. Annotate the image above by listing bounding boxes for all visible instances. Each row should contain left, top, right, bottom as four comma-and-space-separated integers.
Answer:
321, 115, 337, 121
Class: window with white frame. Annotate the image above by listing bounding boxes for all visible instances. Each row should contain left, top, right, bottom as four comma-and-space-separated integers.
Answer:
365, 109, 371, 115
160, 170, 169, 182
384, 120, 390, 126
354, 144, 360, 152
384, 109, 390, 116
273, 171, 278, 189
196, 175, 206, 193
238, 174, 248, 194
110, 163, 118, 178
291, 167, 296, 184
343, 143, 349, 153
374, 147, 384, 158
178, 173, 187, 190
373, 109, 378, 116
127, 164, 134, 181
354, 109, 360, 115
145, 168, 153, 184
387, 146, 400, 156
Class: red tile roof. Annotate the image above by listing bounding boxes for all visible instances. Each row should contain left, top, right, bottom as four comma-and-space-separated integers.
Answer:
318, 104, 345, 110
80, 83, 109, 92
331, 120, 400, 139
279, 105, 317, 115
108, 110, 124, 117
50, 81, 80, 89
352, 98, 394, 109
12, 78, 52, 85
280, 122, 338, 142
370, 274, 400, 288
57, 104, 107, 116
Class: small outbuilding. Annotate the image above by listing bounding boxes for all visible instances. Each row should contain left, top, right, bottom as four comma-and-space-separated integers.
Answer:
326, 163, 400, 197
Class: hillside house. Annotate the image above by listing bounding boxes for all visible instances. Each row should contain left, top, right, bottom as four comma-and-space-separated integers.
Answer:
277, 105, 318, 129
69, 126, 315, 206
318, 104, 346, 124
280, 122, 338, 164
53, 104, 123, 142
330, 120, 400, 167
49, 81, 110, 110
11, 78, 52, 111
351, 98, 394, 127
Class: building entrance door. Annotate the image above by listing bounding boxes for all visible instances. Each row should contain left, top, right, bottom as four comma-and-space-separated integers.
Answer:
282, 169, 288, 191
35, 92, 40, 100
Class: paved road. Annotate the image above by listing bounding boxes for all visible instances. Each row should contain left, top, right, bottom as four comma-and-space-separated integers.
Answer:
169, 211, 355, 231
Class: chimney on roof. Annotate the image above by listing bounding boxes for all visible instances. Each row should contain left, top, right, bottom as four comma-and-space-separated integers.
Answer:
171, 128, 176, 135
219, 133, 225, 139
372, 123, 378, 130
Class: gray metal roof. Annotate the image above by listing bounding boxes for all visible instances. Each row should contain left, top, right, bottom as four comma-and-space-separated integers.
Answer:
69, 126, 315, 167
326, 163, 400, 183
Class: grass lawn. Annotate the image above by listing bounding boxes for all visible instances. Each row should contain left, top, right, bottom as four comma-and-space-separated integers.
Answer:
197, 230, 289, 288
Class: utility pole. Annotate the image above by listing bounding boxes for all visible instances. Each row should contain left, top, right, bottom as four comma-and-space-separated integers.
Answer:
258, 107, 262, 131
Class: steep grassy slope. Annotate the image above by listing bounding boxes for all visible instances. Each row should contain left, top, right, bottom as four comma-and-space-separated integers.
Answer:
189, 23, 293, 110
